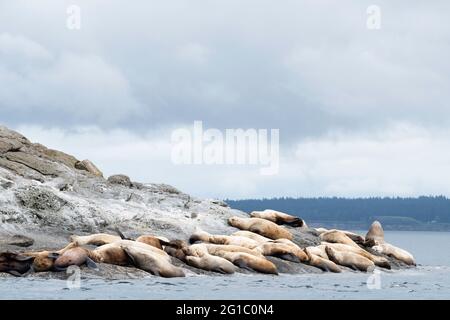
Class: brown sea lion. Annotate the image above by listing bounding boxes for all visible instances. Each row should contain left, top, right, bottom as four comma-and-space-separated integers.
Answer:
319, 230, 360, 248
323, 243, 391, 269
305, 250, 341, 273
231, 231, 272, 244
136, 235, 164, 249
365, 221, 385, 246
325, 246, 375, 272
86, 243, 130, 266
189, 230, 260, 249
120, 242, 185, 278
0, 252, 34, 276
250, 209, 306, 227
23, 242, 78, 272
372, 243, 416, 266
53, 247, 98, 270
163, 240, 188, 261
228, 217, 293, 240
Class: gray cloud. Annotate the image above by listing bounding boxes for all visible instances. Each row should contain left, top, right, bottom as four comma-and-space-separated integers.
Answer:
1, 1, 449, 197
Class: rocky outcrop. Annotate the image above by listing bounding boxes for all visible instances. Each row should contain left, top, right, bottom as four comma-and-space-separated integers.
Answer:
0, 125, 248, 252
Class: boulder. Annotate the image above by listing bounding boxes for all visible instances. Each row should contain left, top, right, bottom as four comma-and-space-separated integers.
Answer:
75, 159, 103, 177
107, 174, 132, 187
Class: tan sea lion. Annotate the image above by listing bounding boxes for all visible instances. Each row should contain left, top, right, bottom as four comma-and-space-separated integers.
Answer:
201, 243, 263, 257
250, 209, 306, 227
314, 228, 329, 234
372, 243, 416, 266
319, 230, 359, 248
0, 252, 34, 276
325, 246, 375, 272
88, 243, 131, 266
120, 242, 185, 278
228, 217, 293, 240
305, 245, 328, 260
189, 230, 260, 249
70, 233, 122, 246
211, 250, 278, 274
324, 243, 391, 269
305, 251, 341, 273
257, 240, 309, 263
185, 255, 237, 274
365, 221, 385, 246
231, 231, 272, 244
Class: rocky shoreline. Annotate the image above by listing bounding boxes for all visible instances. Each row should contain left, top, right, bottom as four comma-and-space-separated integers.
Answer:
0, 126, 414, 279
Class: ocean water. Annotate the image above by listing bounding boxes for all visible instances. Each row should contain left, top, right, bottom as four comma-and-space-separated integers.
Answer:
1, 231, 449, 300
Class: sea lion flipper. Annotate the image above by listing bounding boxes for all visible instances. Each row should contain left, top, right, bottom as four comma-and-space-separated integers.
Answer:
48, 252, 60, 259
8, 270, 23, 277
85, 257, 98, 270
15, 255, 35, 262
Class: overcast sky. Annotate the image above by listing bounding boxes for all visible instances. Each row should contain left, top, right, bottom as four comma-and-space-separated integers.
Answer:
1, 1, 449, 199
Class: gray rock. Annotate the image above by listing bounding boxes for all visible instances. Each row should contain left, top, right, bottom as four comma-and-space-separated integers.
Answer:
0, 234, 34, 247
108, 174, 132, 187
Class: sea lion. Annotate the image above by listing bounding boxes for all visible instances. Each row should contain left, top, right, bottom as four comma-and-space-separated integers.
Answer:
319, 230, 359, 248
136, 235, 164, 249
189, 230, 260, 249
231, 231, 272, 244
250, 209, 306, 227
23, 242, 78, 272
211, 250, 278, 275
305, 251, 341, 273
88, 243, 131, 266
53, 247, 98, 270
257, 240, 309, 263
324, 243, 391, 269
305, 245, 328, 260
163, 240, 188, 261
0, 252, 34, 276
372, 243, 416, 266
182, 244, 237, 274
185, 255, 237, 274
314, 228, 329, 234
120, 242, 185, 278
201, 244, 263, 257
325, 246, 375, 272
228, 217, 293, 240
70, 233, 122, 246
365, 221, 385, 246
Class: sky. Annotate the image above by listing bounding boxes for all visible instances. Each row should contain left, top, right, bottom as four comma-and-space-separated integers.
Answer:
1, 0, 449, 199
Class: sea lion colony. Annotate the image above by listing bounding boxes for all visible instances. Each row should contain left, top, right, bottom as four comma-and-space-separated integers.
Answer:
0, 209, 415, 278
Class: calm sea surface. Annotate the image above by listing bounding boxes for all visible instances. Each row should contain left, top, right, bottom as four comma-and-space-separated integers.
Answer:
1, 231, 449, 299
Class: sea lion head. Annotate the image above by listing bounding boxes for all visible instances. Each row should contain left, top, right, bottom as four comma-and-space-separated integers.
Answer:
54, 247, 88, 269
228, 216, 243, 227
0, 252, 34, 275
365, 220, 384, 247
